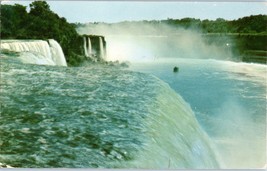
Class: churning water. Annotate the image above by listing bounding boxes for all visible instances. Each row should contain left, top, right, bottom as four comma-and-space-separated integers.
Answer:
0, 57, 220, 168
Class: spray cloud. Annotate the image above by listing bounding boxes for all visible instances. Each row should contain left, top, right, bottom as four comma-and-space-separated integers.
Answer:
77, 22, 234, 62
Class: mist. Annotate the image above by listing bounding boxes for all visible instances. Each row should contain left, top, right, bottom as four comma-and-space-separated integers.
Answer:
211, 98, 266, 168
77, 22, 234, 62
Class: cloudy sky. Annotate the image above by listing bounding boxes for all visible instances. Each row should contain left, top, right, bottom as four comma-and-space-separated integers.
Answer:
2, 1, 267, 23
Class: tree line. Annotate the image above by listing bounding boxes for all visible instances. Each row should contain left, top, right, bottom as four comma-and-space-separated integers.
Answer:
162, 15, 267, 34
77, 15, 267, 35
1, 1, 85, 66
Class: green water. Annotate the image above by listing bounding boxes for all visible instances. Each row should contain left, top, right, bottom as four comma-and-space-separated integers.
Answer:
0, 57, 219, 168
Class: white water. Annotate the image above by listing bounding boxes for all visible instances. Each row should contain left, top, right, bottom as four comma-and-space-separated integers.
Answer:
83, 37, 89, 57
1, 40, 52, 59
83, 37, 93, 60
1, 39, 67, 66
99, 37, 105, 59
88, 37, 92, 55
17, 52, 55, 65
48, 39, 67, 66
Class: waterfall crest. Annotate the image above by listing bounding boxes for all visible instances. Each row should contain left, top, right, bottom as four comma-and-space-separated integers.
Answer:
0, 60, 221, 168
1, 39, 67, 66
123, 77, 220, 169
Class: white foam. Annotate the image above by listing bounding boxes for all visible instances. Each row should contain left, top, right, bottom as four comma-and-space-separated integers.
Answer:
1, 39, 67, 66
48, 39, 67, 66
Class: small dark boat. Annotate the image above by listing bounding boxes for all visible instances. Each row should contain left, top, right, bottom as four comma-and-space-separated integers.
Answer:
173, 66, 179, 73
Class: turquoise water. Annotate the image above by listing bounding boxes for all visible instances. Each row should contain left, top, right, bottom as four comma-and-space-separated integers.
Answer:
0, 57, 219, 168
129, 58, 266, 168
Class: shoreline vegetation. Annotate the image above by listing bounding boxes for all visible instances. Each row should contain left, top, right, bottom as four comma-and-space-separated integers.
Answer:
1, 1, 266, 65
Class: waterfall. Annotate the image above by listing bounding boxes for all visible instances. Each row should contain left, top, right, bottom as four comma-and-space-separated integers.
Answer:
82, 35, 106, 61
88, 37, 92, 55
0, 60, 221, 168
83, 37, 89, 57
124, 78, 221, 168
83, 37, 92, 58
1, 39, 67, 66
1, 40, 52, 60
99, 37, 105, 59
48, 39, 67, 66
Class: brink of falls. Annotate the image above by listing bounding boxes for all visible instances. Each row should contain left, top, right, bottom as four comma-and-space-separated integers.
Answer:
0, 39, 67, 66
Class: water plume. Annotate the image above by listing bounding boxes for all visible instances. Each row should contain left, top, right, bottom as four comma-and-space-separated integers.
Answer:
77, 22, 234, 62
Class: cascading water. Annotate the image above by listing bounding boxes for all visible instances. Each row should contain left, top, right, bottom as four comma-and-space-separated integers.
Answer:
128, 59, 267, 168
0, 58, 220, 168
83, 37, 89, 57
83, 37, 93, 58
1, 32, 264, 168
1, 39, 67, 66
88, 37, 92, 55
1, 40, 52, 60
48, 39, 67, 66
99, 37, 105, 59
122, 77, 220, 169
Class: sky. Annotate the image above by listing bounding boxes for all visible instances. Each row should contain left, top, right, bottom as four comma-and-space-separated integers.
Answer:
2, 1, 267, 23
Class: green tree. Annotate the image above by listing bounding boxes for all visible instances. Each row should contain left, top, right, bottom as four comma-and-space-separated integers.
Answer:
1, 1, 85, 66
29, 1, 51, 16
27, 1, 84, 64
1, 4, 28, 38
